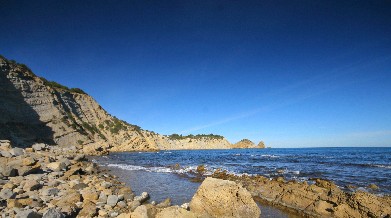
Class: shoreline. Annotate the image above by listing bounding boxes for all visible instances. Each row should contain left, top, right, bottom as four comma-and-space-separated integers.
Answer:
96, 150, 391, 218
2, 141, 391, 218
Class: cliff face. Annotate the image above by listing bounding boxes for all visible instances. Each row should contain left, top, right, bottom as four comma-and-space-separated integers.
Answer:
0, 56, 263, 153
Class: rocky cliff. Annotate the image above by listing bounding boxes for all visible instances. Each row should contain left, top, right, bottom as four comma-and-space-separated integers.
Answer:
0, 55, 264, 153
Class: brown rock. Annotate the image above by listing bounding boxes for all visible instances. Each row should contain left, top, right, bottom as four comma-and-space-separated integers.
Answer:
7, 199, 23, 208
156, 206, 198, 218
189, 177, 261, 218
78, 201, 98, 217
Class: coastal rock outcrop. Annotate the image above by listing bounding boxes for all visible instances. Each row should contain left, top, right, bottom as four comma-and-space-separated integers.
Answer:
232, 139, 257, 149
0, 55, 265, 152
189, 177, 261, 218
211, 170, 391, 218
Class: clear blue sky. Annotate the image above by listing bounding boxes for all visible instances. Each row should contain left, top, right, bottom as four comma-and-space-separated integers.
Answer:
1, 1, 391, 147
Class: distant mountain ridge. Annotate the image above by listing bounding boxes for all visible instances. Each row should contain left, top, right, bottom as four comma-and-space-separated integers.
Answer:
0, 55, 265, 154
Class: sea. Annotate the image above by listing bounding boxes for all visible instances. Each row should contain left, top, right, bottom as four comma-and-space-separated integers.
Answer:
92, 147, 391, 217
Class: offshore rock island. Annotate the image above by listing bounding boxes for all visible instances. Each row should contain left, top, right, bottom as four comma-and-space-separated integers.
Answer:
1, 55, 391, 218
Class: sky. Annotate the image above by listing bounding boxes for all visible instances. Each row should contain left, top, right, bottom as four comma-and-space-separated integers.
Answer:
1, 0, 391, 147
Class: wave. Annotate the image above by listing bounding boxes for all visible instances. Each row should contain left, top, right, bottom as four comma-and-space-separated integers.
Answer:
106, 163, 258, 177
372, 164, 391, 169
260, 154, 280, 158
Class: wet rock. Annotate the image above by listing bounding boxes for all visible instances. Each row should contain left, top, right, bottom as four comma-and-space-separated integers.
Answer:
196, 164, 206, 174
189, 177, 261, 218
107, 195, 119, 207
134, 192, 149, 203
42, 208, 65, 218
368, 183, 379, 190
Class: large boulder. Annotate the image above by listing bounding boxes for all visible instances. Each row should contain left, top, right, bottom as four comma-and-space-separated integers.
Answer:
189, 177, 261, 218
156, 206, 198, 218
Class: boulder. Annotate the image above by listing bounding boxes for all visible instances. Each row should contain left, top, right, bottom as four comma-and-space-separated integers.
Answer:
134, 192, 149, 203
74, 154, 86, 161
22, 157, 37, 166
156, 198, 171, 208
23, 180, 42, 191
32, 143, 47, 151
0, 150, 12, 157
46, 162, 66, 172
42, 208, 65, 218
128, 200, 141, 211
189, 177, 261, 218
78, 201, 98, 217
156, 206, 198, 218
10, 147, 24, 156
81, 188, 99, 202
106, 195, 118, 207
0, 165, 18, 177
42, 188, 60, 196
15, 209, 42, 218
130, 205, 158, 218
0, 188, 16, 199
0, 140, 12, 150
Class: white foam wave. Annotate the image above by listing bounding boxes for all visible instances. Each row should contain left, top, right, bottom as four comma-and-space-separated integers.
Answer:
107, 163, 203, 174
260, 154, 280, 158
373, 164, 391, 169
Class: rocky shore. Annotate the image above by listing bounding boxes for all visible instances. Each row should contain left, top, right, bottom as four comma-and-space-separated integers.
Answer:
209, 169, 391, 218
0, 140, 261, 218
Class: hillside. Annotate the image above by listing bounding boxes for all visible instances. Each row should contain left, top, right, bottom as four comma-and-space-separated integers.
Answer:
0, 55, 264, 153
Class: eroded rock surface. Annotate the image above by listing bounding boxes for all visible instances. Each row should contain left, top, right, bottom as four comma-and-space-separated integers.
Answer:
190, 177, 261, 218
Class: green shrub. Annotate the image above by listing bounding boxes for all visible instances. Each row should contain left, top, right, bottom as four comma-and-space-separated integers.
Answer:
168, 133, 224, 140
